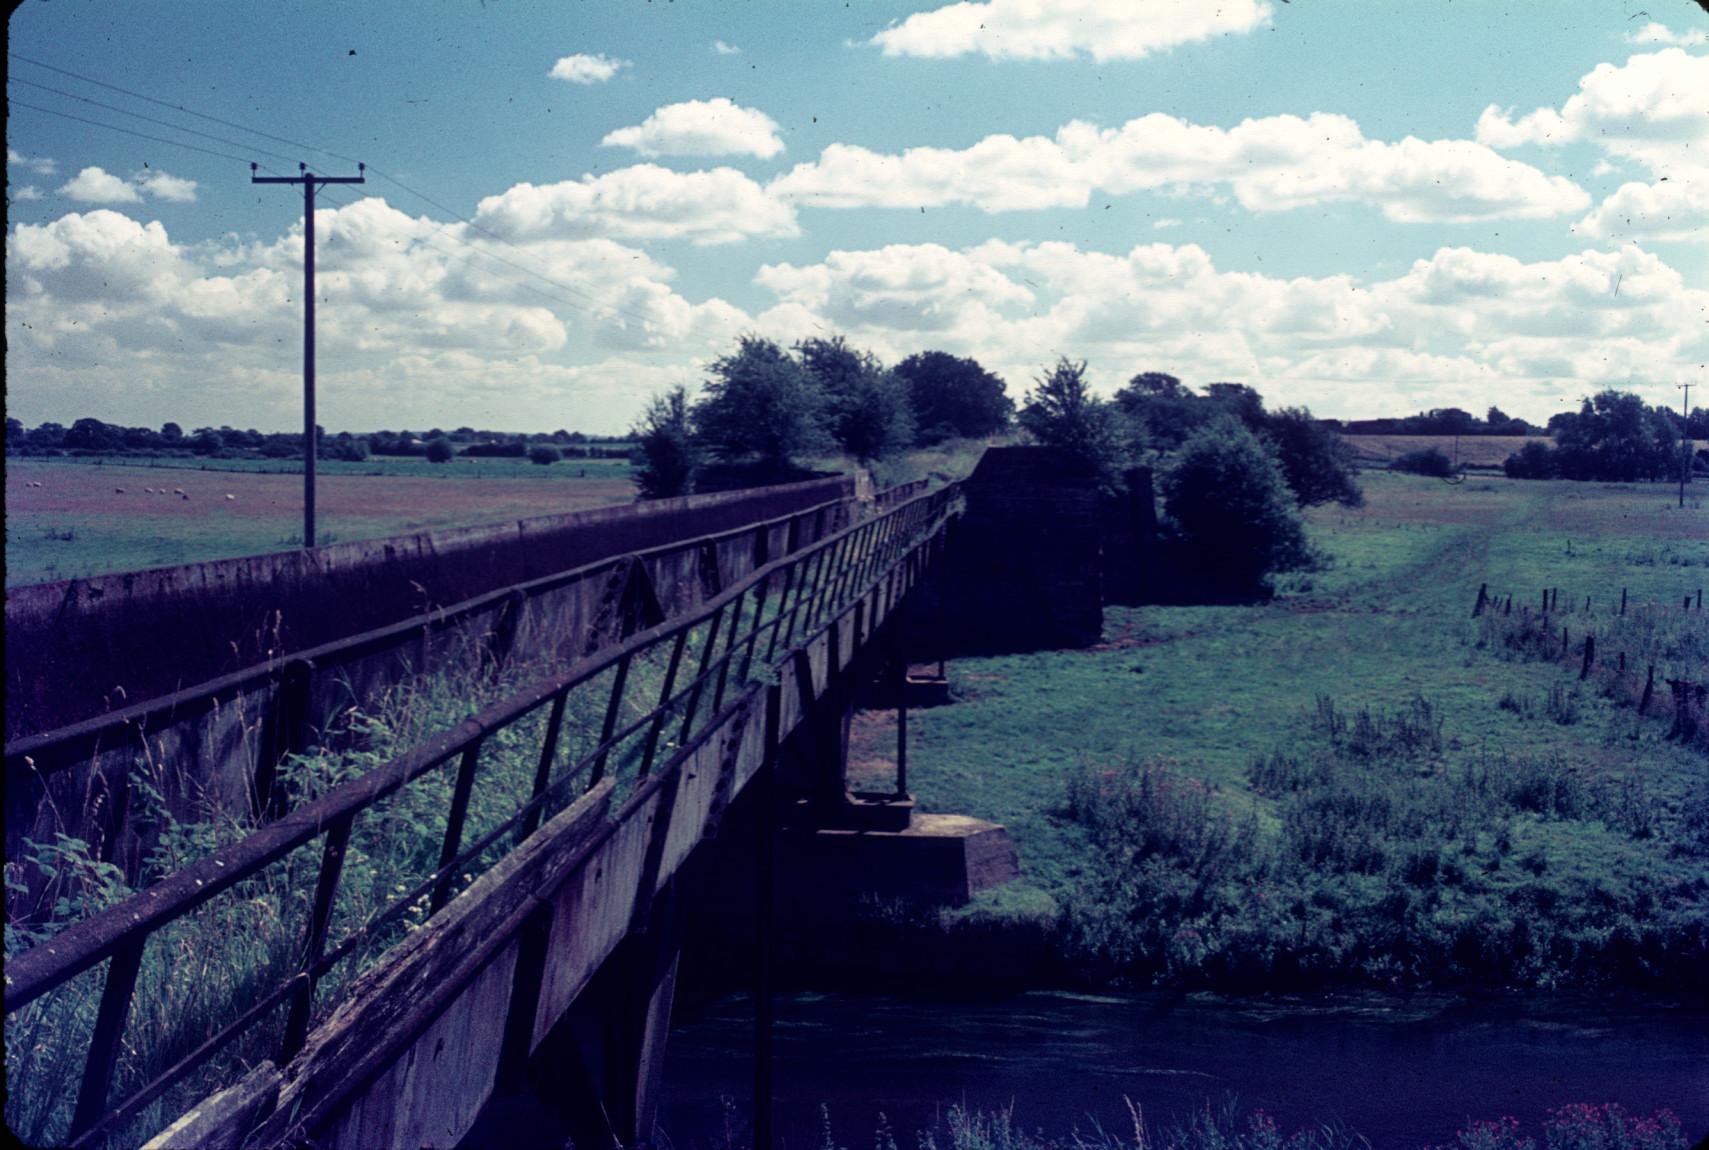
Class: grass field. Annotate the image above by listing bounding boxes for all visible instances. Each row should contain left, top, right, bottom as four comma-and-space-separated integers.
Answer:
853, 471, 1709, 991
3, 454, 639, 586
1341, 433, 1708, 470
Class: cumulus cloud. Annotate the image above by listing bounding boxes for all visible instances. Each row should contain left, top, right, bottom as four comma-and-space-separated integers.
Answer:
474, 164, 798, 246
1477, 48, 1709, 176
771, 111, 1588, 222
1625, 22, 1708, 47
712, 40, 741, 55
1576, 178, 1709, 243
58, 166, 143, 204
870, 0, 1272, 61
602, 98, 785, 159
12, 186, 44, 202
136, 170, 199, 202
549, 53, 628, 84
8, 148, 56, 176
747, 238, 1705, 416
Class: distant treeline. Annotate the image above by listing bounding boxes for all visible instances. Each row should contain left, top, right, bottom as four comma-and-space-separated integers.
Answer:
3, 417, 633, 464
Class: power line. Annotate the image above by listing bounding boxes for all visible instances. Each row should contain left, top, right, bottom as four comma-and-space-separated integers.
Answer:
9, 53, 668, 332
9, 76, 307, 168
7, 98, 259, 167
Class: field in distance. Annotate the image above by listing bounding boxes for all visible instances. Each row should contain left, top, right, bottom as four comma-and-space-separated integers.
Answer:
1341, 433, 1545, 468
4, 454, 638, 587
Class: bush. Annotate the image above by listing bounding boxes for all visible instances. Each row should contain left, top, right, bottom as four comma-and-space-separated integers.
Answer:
1504, 440, 1558, 480
1392, 446, 1455, 477
527, 444, 560, 465
1262, 406, 1363, 508
424, 437, 455, 463
1160, 418, 1314, 594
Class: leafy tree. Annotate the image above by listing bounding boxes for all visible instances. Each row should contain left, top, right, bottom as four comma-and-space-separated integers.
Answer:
528, 444, 560, 465
893, 350, 1013, 444
632, 386, 700, 499
1203, 383, 1266, 430
1018, 357, 1130, 489
1262, 407, 1364, 507
26, 422, 65, 449
1161, 418, 1313, 593
1550, 390, 1678, 482
64, 417, 123, 452
189, 428, 224, 455
695, 335, 832, 472
4, 417, 22, 446
160, 421, 183, 443
424, 437, 455, 463
1114, 371, 1209, 451
797, 336, 914, 462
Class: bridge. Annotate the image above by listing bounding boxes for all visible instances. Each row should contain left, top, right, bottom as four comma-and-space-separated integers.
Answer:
4, 450, 1117, 1149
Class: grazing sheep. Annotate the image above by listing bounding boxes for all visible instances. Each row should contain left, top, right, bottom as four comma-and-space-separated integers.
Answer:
173, 487, 185, 495
143, 487, 155, 494
115, 487, 126, 494
225, 493, 236, 501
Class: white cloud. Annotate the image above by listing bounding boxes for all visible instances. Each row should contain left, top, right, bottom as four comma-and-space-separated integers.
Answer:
474, 164, 798, 246
1152, 218, 1182, 230
602, 98, 785, 159
1625, 22, 1708, 47
772, 111, 1589, 223
747, 238, 1705, 417
548, 53, 628, 84
1477, 48, 1709, 176
12, 186, 44, 202
712, 40, 741, 55
136, 170, 199, 202
58, 166, 143, 204
870, 0, 1272, 61
1576, 178, 1709, 243
8, 148, 56, 176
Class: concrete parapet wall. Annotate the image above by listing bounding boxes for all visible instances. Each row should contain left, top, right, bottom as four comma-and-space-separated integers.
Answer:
5, 475, 854, 741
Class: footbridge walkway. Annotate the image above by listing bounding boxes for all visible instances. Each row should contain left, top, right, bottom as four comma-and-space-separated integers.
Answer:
6, 482, 970, 1150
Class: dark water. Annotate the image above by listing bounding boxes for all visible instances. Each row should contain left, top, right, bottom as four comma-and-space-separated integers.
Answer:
657, 990, 1709, 1148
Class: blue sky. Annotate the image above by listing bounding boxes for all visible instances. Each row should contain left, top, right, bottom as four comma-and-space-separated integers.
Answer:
6, 0, 1706, 434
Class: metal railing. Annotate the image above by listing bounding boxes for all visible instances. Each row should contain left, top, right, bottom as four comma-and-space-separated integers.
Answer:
3, 482, 961, 1149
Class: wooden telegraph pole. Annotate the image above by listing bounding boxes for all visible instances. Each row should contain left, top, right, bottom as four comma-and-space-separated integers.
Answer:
1681, 382, 1695, 510
252, 162, 365, 548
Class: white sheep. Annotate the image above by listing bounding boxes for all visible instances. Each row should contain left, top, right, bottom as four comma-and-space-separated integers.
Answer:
173, 487, 185, 495
224, 493, 235, 501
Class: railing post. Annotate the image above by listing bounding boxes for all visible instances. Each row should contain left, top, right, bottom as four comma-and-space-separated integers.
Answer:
519, 689, 569, 844
590, 653, 633, 787
431, 738, 486, 912
678, 603, 726, 745
282, 811, 356, 1059
69, 937, 146, 1142
640, 627, 691, 777
753, 682, 781, 1150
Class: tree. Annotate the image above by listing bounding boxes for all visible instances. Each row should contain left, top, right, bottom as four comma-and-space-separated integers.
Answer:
424, 437, 455, 463
797, 336, 913, 462
1018, 357, 1129, 489
4, 417, 22, 447
189, 428, 225, 455
893, 351, 1012, 444
528, 444, 560, 466
160, 421, 184, 443
632, 386, 700, 499
1160, 418, 1313, 594
1550, 390, 1678, 482
1114, 371, 1209, 451
1503, 441, 1557, 479
65, 417, 123, 452
1261, 407, 1364, 507
695, 335, 832, 472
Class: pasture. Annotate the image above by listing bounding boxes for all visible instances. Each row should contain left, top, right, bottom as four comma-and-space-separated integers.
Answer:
3, 455, 637, 586
854, 471, 1709, 990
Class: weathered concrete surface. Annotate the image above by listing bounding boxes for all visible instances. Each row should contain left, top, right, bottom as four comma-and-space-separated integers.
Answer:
6, 475, 853, 740
779, 813, 1019, 908
935, 446, 1102, 654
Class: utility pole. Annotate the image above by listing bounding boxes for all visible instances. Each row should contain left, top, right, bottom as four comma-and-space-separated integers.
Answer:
252, 161, 364, 548
1681, 382, 1695, 509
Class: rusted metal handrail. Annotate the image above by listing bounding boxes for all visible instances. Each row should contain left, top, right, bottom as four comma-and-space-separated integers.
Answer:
5, 482, 961, 1147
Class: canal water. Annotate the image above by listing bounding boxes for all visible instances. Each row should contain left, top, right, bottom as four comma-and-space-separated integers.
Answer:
657, 989, 1709, 1148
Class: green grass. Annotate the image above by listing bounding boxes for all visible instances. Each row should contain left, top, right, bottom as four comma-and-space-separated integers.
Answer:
858, 472, 1709, 988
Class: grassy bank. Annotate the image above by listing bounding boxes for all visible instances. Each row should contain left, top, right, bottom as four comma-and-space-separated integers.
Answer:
852, 472, 1709, 993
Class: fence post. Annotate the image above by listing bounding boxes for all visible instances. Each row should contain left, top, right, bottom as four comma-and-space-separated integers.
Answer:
69, 937, 147, 1141
1581, 634, 1595, 680
1620, 588, 1627, 616
1639, 665, 1655, 715
1472, 583, 1488, 618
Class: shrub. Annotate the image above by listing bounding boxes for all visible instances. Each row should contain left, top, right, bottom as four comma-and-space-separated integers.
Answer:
527, 444, 560, 466
1160, 418, 1314, 594
1392, 446, 1455, 477
1262, 407, 1364, 508
1504, 441, 1558, 480
1017, 357, 1131, 491
424, 437, 454, 463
